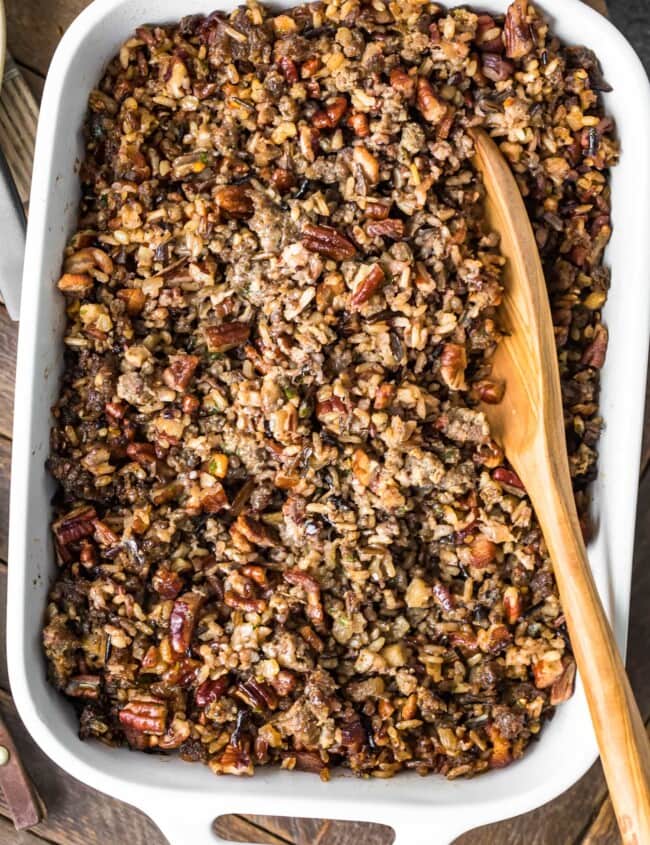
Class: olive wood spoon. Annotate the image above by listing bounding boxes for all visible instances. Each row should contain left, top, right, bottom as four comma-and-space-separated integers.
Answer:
471, 127, 650, 845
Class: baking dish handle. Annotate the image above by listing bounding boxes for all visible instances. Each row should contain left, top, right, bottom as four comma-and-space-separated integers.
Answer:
0, 144, 25, 321
147, 806, 257, 845
149, 805, 466, 845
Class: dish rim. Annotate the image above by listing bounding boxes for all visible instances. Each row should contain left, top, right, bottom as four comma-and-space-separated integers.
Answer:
6, 0, 650, 841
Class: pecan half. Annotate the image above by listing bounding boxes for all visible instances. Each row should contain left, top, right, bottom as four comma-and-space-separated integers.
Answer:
350, 264, 386, 309
366, 219, 404, 240
195, 676, 231, 707
302, 224, 357, 261
416, 77, 449, 125
92, 519, 120, 547
440, 343, 467, 390
235, 679, 278, 711
119, 700, 167, 735
53, 506, 97, 546
169, 591, 204, 654
504, 0, 534, 59
162, 354, 200, 392
214, 185, 253, 218
206, 322, 250, 352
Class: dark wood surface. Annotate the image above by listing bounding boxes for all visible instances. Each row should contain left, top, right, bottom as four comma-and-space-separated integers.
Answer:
2, 0, 649, 842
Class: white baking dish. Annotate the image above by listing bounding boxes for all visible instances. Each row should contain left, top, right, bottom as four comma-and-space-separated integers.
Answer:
6, 1, 650, 842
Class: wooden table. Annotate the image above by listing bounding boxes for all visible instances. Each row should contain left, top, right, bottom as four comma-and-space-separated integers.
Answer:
1, 0, 646, 842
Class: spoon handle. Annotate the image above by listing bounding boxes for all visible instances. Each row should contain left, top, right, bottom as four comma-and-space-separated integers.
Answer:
530, 452, 650, 845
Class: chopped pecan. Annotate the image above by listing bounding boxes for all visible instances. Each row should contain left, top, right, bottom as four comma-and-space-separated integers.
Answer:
205, 322, 251, 352
350, 264, 386, 309
195, 676, 230, 707
416, 77, 449, 125
492, 467, 525, 490
353, 146, 379, 184
487, 724, 512, 769
162, 354, 200, 392
169, 591, 204, 654
224, 590, 267, 613
502, 586, 522, 624
533, 654, 564, 689
119, 700, 167, 735
283, 568, 325, 628
64, 674, 101, 699
126, 442, 156, 469
312, 96, 348, 130
200, 485, 229, 514
240, 564, 267, 586
475, 14, 504, 52
364, 201, 391, 220
271, 167, 295, 193
233, 513, 277, 547
581, 324, 608, 369
474, 378, 505, 404
374, 382, 395, 410
504, 0, 534, 59
482, 53, 515, 82
214, 743, 254, 776
468, 536, 498, 568
92, 519, 120, 547
390, 67, 416, 99
285, 750, 325, 773
64, 247, 113, 276
235, 679, 278, 711
152, 567, 184, 600
117, 287, 146, 316
214, 185, 254, 218
159, 716, 191, 750
366, 218, 404, 240
57, 273, 94, 296
277, 55, 298, 83
316, 396, 347, 423
550, 657, 577, 705
302, 224, 357, 261
440, 343, 467, 390
182, 394, 200, 414
270, 669, 297, 697
300, 624, 324, 652
104, 401, 126, 420
340, 715, 366, 751
53, 506, 97, 546
347, 111, 369, 137
432, 582, 455, 613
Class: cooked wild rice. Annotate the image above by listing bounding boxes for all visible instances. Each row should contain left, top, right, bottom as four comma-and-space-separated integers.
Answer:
44, 0, 617, 779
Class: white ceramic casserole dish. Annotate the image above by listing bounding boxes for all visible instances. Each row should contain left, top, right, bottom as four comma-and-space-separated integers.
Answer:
7, 1, 650, 842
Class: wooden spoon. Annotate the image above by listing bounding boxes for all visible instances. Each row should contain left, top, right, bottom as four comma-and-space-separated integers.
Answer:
471, 127, 650, 845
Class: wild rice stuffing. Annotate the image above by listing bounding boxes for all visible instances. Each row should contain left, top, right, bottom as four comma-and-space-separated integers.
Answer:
44, 0, 617, 780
